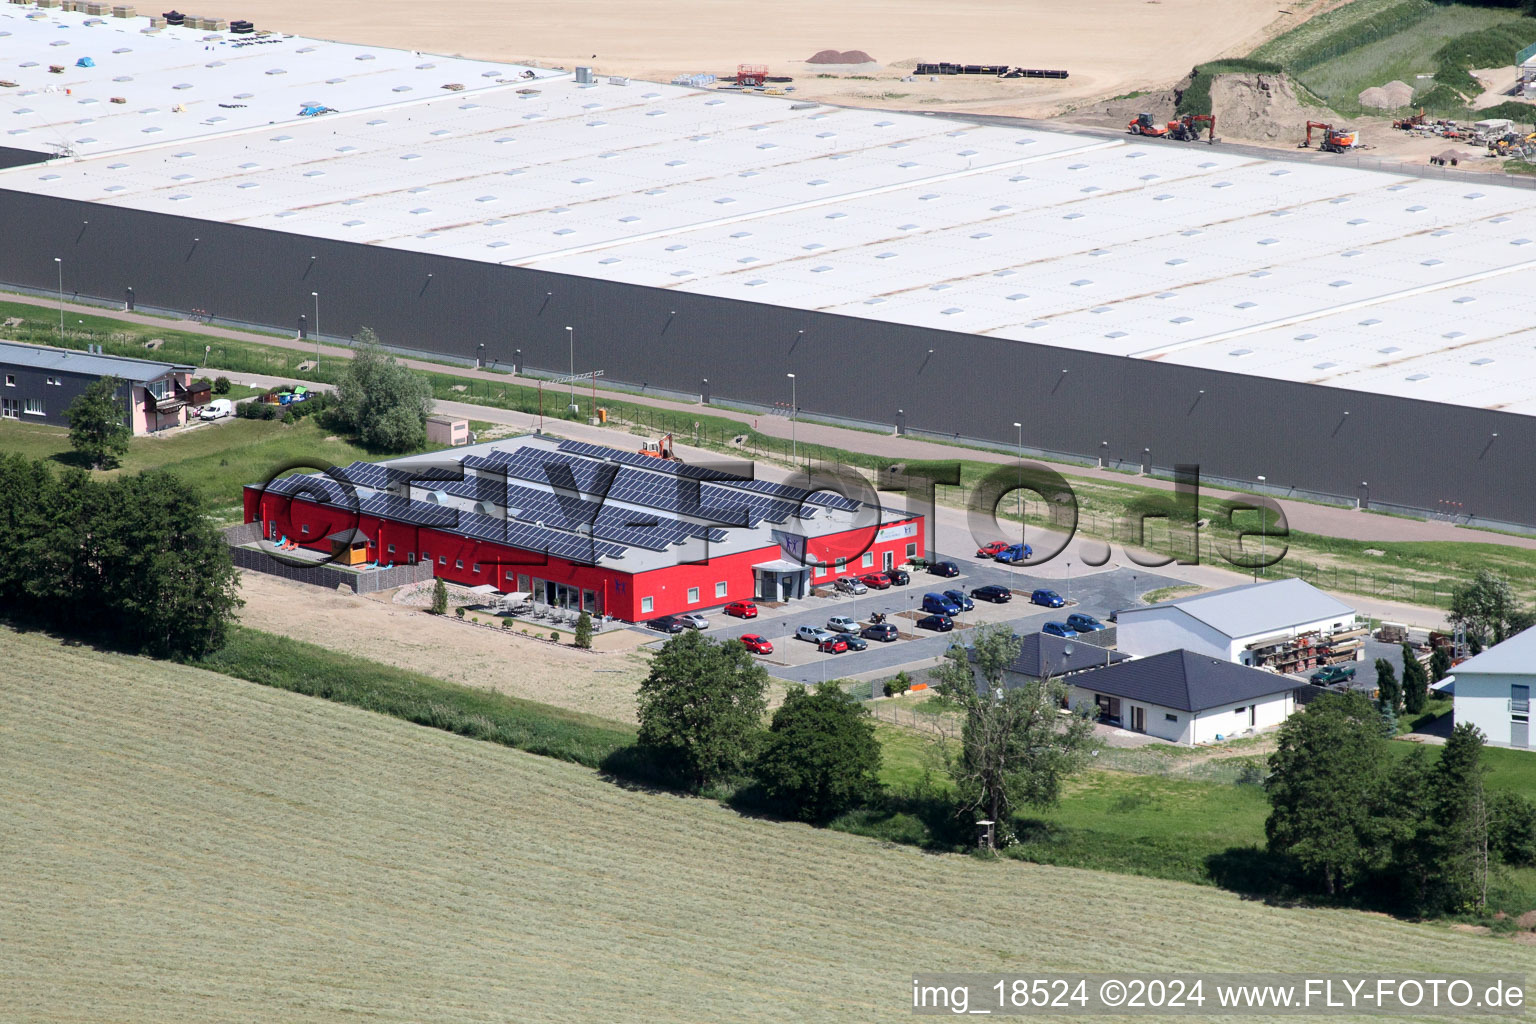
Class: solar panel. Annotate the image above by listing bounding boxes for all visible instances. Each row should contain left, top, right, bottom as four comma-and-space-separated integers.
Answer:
556, 438, 857, 515
263, 471, 354, 505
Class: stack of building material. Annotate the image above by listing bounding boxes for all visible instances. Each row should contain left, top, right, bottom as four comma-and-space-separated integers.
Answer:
111, 4, 135, 15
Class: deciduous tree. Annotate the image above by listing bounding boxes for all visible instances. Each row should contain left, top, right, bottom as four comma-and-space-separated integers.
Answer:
335, 330, 433, 453
1449, 570, 1524, 647
64, 374, 130, 469
755, 682, 882, 821
931, 623, 1098, 844
636, 630, 768, 791
1264, 690, 1390, 896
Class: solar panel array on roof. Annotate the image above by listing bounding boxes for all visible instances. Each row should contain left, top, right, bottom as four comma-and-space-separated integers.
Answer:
556, 439, 861, 512
262, 470, 357, 504
481, 446, 796, 528
429, 471, 725, 551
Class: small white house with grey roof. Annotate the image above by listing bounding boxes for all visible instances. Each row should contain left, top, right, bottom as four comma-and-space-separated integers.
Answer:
1448, 627, 1535, 751
1116, 578, 1359, 667
1067, 649, 1302, 745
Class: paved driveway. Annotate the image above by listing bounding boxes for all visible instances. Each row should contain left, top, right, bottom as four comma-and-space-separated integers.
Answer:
646, 554, 1177, 685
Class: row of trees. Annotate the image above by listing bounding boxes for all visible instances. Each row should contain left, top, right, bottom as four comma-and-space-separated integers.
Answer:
0, 453, 242, 658
1265, 691, 1536, 914
636, 631, 881, 821
635, 625, 1097, 835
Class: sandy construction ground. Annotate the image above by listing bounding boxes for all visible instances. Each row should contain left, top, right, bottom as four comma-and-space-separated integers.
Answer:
235, 570, 652, 723
231, 0, 1295, 117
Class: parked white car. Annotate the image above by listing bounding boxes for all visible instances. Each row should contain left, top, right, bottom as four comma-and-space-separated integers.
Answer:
834, 576, 868, 595
827, 616, 860, 634
796, 625, 835, 644
199, 398, 234, 420
677, 612, 709, 630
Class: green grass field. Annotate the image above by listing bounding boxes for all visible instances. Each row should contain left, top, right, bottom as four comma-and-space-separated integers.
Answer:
4, 626, 1532, 1022
1290, 6, 1530, 116
0, 417, 401, 522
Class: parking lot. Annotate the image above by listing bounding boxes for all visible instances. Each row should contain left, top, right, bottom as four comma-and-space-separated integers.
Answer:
640, 553, 1179, 685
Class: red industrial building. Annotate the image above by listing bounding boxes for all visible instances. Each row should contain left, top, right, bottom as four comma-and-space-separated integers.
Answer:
242, 435, 923, 622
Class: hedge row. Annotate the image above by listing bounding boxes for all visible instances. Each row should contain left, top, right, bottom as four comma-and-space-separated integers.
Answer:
1250, 0, 1433, 69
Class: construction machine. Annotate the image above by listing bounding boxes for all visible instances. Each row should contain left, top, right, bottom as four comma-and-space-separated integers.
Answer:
1166, 112, 1216, 143
638, 433, 681, 461
1300, 121, 1358, 153
1392, 108, 1427, 130
1127, 112, 1167, 137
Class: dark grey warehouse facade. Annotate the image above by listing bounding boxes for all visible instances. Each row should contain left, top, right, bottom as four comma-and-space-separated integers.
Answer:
3, 187, 1533, 527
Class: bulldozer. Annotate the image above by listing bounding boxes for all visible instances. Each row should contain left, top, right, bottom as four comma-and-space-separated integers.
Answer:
1166, 113, 1216, 143
1299, 120, 1358, 153
637, 433, 681, 462
1127, 112, 1168, 137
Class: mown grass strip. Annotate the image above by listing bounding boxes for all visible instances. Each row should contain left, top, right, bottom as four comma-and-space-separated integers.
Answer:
195, 626, 639, 769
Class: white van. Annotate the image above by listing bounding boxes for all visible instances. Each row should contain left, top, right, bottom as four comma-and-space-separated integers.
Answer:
199, 398, 234, 421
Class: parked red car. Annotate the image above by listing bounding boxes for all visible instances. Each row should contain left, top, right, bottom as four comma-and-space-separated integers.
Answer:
817, 635, 849, 654
860, 573, 891, 590
723, 601, 758, 619
976, 541, 1010, 558
739, 634, 773, 655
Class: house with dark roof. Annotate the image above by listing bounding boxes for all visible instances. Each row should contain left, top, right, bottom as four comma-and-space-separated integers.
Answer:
956, 631, 1131, 696
1115, 578, 1360, 670
0, 340, 201, 434
1065, 649, 1303, 745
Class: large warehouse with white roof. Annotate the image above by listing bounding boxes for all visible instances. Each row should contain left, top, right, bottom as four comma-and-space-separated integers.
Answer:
5, 3, 1536, 524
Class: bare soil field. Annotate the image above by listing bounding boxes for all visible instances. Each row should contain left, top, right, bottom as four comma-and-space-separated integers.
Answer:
231, 0, 1294, 117
4, 626, 1531, 1022
235, 570, 651, 723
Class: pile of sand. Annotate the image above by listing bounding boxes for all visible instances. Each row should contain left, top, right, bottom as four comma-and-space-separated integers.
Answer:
1358, 80, 1414, 109
1209, 72, 1318, 143
807, 48, 875, 64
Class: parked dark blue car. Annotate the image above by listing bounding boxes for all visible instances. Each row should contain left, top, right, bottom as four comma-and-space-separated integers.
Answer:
922, 592, 960, 616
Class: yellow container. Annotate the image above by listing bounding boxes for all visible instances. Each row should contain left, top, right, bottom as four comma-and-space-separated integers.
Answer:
597, 408, 608, 424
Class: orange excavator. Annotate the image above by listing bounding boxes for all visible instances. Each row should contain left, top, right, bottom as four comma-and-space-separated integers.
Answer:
1300, 121, 1358, 153
1167, 113, 1216, 143
638, 432, 681, 461
1127, 112, 1167, 137
1392, 108, 1426, 130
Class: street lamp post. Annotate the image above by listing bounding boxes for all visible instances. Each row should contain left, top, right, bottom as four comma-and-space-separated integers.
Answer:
565, 326, 577, 413
53, 258, 63, 335
311, 291, 320, 367
1013, 421, 1023, 537
1067, 560, 1072, 603
786, 373, 797, 465
1256, 475, 1267, 580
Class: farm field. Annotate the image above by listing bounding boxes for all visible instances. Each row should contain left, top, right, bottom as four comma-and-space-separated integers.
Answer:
5, 626, 1533, 1023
